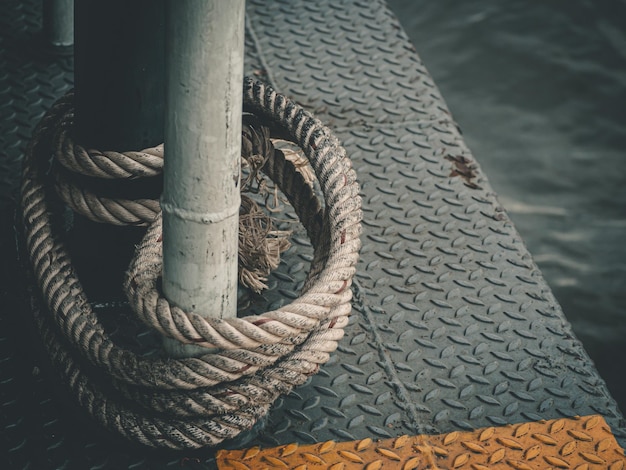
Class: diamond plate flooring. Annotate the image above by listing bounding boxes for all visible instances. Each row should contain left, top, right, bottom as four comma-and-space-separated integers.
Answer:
1, 0, 624, 469
217, 415, 626, 469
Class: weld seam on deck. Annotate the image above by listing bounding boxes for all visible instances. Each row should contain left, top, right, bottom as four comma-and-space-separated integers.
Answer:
352, 278, 436, 436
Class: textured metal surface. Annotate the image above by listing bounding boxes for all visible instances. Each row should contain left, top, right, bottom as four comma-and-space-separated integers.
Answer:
217, 415, 626, 469
244, 0, 626, 448
1, 0, 625, 468
245, 0, 449, 131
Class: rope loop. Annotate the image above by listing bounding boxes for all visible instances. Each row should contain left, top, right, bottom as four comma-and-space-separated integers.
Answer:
20, 77, 361, 448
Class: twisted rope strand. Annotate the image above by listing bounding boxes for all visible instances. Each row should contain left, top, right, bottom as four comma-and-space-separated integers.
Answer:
53, 98, 165, 179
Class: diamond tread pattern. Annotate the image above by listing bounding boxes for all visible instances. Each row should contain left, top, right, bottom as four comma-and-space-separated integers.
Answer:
217, 415, 626, 469
1, 0, 624, 468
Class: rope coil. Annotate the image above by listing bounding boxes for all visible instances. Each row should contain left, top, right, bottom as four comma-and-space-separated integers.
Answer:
20, 77, 362, 448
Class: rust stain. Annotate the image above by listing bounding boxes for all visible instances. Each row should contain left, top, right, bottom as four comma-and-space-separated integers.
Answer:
445, 154, 481, 189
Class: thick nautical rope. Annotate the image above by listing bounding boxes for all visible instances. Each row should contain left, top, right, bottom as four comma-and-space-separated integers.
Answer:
51, 95, 290, 292
20, 77, 362, 448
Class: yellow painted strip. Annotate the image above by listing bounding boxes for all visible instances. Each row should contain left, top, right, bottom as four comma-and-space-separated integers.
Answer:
216, 415, 626, 469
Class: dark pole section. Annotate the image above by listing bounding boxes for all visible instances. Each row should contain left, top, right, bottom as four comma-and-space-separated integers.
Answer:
74, 0, 165, 150
70, 1, 165, 303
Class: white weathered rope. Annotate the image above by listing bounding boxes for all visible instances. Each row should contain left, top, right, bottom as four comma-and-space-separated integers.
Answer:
20, 77, 362, 448
53, 107, 165, 179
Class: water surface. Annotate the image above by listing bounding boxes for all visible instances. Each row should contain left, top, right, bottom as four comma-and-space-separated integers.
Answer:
387, 0, 626, 411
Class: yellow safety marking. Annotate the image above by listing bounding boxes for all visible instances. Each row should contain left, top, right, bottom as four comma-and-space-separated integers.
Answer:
216, 415, 626, 469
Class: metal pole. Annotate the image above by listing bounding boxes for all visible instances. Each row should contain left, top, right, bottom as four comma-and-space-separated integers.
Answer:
72, 1, 165, 300
74, 0, 165, 150
162, 0, 245, 357
43, 0, 74, 48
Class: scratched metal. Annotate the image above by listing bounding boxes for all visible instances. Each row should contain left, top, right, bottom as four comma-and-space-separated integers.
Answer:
1, 0, 624, 469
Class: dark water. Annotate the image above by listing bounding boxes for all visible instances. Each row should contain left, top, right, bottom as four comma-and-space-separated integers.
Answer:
386, 0, 626, 411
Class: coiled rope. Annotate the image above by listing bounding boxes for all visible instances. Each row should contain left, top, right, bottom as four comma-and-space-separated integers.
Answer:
52, 90, 290, 292
20, 77, 362, 449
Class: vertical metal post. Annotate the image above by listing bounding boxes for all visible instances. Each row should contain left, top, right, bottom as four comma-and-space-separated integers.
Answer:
43, 0, 74, 48
74, 0, 165, 150
162, 0, 245, 357
72, 1, 165, 300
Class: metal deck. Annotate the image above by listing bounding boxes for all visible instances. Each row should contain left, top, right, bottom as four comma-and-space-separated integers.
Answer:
217, 415, 626, 469
1, 0, 625, 468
